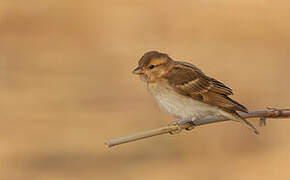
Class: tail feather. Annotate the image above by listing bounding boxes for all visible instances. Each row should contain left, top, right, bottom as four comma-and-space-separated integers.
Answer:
221, 109, 259, 134
231, 111, 259, 134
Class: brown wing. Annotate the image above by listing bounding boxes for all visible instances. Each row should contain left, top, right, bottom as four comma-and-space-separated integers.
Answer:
164, 61, 248, 113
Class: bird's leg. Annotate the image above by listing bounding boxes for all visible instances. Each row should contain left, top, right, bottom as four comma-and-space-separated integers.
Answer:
184, 118, 196, 131
168, 120, 183, 134
168, 119, 196, 134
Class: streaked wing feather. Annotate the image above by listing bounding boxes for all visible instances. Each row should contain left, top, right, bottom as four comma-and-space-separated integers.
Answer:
211, 78, 233, 95
164, 61, 247, 112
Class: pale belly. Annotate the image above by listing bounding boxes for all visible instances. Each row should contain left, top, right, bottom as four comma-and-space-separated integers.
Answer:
148, 83, 221, 120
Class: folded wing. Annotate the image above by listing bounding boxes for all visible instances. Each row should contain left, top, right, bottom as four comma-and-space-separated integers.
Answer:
164, 61, 248, 113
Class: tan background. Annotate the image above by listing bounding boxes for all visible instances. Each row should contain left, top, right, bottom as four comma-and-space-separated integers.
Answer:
1, 1, 290, 179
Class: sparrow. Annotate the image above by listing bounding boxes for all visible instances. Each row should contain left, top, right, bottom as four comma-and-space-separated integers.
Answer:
132, 51, 258, 134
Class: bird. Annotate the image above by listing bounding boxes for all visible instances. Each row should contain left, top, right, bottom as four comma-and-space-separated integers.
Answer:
132, 51, 258, 134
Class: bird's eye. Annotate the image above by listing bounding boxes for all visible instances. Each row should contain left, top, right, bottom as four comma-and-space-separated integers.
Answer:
148, 65, 155, 69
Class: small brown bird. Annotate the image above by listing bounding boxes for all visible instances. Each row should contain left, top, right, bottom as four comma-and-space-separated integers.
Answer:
133, 51, 258, 134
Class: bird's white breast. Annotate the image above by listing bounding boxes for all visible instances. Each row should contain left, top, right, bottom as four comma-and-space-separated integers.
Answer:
148, 83, 221, 120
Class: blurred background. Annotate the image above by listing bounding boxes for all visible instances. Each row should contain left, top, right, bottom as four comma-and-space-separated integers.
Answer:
0, 0, 290, 179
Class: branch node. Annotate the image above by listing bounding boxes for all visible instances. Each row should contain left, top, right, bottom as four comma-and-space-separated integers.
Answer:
259, 117, 266, 127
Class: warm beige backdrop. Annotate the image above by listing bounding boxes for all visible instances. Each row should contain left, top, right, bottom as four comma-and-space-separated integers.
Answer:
1, 1, 290, 179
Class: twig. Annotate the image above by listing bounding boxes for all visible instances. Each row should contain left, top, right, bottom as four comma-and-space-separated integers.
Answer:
105, 108, 290, 147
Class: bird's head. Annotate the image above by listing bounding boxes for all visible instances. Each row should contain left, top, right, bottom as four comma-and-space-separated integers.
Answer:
133, 51, 174, 83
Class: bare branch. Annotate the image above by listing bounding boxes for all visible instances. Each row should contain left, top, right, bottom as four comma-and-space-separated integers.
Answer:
105, 108, 290, 147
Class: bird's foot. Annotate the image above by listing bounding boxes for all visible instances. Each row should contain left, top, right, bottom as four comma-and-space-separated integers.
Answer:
168, 119, 196, 134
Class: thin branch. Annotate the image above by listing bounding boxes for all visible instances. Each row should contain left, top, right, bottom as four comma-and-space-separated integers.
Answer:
105, 108, 290, 147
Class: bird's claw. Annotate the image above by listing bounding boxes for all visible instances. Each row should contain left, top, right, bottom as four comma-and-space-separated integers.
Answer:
169, 124, 182, 135
168, 119, 195, 135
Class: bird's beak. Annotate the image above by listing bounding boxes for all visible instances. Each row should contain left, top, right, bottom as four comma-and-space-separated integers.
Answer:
132, 67, 143, 75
